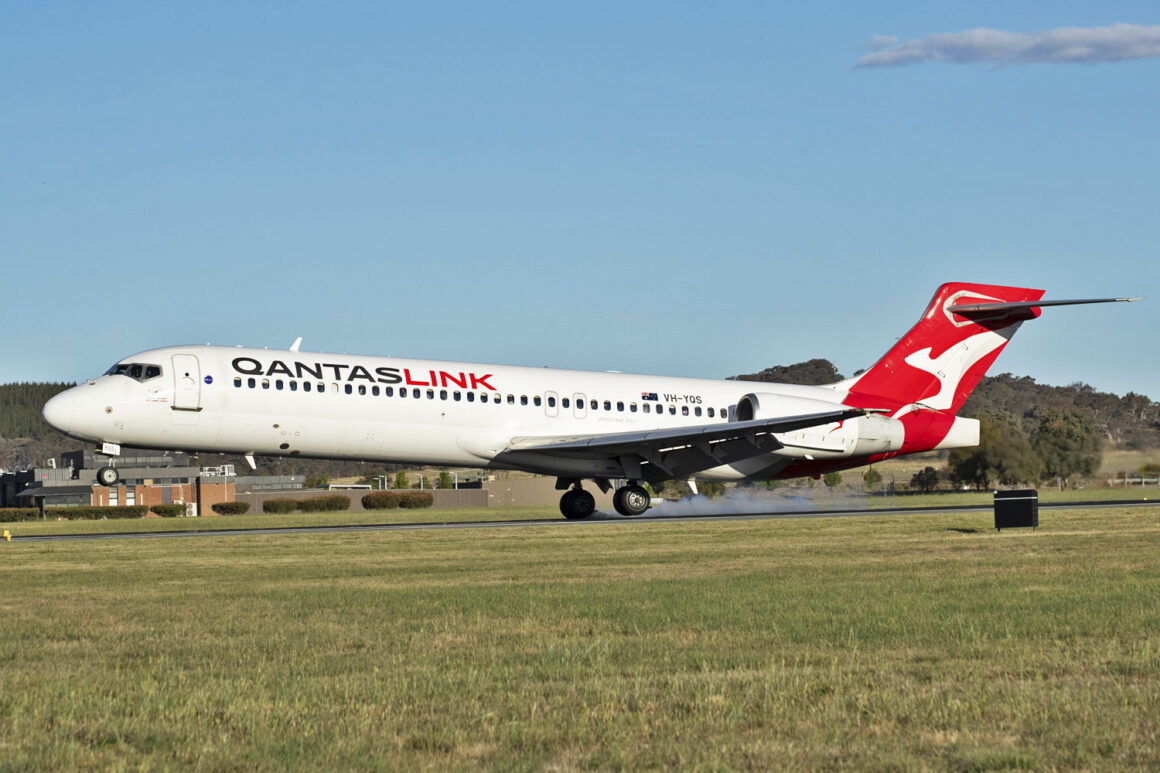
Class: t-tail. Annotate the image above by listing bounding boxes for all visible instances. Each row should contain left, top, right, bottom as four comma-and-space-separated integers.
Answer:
837, 282, 1138, 455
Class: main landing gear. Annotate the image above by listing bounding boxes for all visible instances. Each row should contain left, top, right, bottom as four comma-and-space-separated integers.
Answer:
612, 483, 651, 517
557, 482, 652, 520
559, 488, 596, 520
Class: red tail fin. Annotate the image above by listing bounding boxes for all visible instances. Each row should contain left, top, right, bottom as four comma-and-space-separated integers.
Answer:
840, 282, 1044, 413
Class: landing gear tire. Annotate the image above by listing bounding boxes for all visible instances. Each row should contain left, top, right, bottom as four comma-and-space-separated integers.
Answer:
96, 466, 119, 487
613, 484, 651, 516
559, 489, 596, 520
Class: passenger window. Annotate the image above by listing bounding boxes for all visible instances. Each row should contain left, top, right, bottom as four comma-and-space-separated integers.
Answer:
643, 403, 651, 413
694, 406, 701, 417
344, 384, 353, 395
708, 407, 715, 418
358, 385, 366, 396
480, 393, 488, 403
603, 400, 611, 411
547, 396, 556, 408
426, 389, 435, 399
234, 377, 242, 388
262, 379, 270, 390
562, 397, 569, 409
617, 401, 624, 412
669, 405, 676, 415
682, 406, 689, 416
385, 387, 393, 396
630, 402, 637, 413
276, 380, 284, 391
466, 392, 474, 402
304, 382, 312, 392
533, 396, 541, 407
440, 390, 448, 400
290, 381, 298, 392
372, 386, 380, 396
520, 395, 528, 406
590, 399, 598, 410
454, 391, 462, 401
317, 383, 325, 393
247, 377, 256, 388
412, 388, 420, 398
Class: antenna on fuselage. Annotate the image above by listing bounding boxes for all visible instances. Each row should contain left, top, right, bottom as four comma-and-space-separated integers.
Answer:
289, 337, 302, 353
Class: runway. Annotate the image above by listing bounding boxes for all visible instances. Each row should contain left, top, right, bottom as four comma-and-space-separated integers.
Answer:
6, 498, 1157, 543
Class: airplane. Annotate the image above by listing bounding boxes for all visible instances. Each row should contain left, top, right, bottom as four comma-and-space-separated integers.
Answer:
42, 282, 1137, 519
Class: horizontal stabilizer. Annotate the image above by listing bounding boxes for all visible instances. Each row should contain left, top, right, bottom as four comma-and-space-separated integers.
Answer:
948, 297, 1140, 315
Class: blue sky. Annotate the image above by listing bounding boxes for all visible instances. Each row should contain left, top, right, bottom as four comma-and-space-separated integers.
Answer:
3, 2, 1157, 397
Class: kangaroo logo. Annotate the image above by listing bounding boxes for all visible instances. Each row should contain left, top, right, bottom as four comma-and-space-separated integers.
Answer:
901, 329, 1011, 411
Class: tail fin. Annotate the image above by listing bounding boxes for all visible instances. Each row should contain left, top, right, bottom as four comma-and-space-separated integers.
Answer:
839, 282, 1045, 413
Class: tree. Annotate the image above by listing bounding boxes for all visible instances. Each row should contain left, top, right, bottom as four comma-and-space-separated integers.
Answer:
947, 415, 1039, 489
862, 466, 881, 491
910, 466, 940, 493
697, 481, 726, 498
305, 474, 328, 489
822, 471, 842, 488
731, 359, 844, 385
1030, 408, 1102, 486
438, 470, 454, 490
393, 471, 409, 489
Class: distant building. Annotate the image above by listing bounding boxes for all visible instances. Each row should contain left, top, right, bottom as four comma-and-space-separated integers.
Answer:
0, 448, 303, 515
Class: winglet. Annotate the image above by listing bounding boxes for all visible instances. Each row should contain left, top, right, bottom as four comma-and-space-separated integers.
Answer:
289, 337, 302, 353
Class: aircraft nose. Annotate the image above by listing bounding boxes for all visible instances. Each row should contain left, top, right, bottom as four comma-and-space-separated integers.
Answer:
42, 391, 76, 434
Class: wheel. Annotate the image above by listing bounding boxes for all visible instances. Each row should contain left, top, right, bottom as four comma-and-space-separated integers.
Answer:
559, 489, 596, 520
613, 484, 651, 516
96, 466, 119, 487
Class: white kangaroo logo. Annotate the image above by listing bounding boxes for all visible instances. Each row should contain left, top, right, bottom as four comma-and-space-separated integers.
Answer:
902, 328, 1014, 411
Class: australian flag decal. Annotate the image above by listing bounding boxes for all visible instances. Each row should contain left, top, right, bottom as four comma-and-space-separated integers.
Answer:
641, 392, 659, 401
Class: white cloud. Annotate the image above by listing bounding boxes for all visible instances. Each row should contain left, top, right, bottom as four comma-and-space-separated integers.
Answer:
856, 22, 1160, 68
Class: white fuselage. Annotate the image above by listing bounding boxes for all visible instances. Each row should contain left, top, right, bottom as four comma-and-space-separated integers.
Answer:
44, 345, 893, 481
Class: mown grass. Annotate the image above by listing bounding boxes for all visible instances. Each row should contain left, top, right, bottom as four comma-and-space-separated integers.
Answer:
1, 508, 1157, 770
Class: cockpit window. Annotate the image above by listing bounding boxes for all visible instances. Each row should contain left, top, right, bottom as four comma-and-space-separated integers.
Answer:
106, 362, 163, 382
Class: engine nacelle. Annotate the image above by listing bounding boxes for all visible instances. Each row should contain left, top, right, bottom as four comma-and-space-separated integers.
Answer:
736, 392, 904, 459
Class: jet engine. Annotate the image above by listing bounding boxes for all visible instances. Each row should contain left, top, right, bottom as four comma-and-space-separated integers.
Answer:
736, 392, 904, 459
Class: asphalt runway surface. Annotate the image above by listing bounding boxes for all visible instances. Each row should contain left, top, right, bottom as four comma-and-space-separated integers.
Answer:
6, 499, 1157, 543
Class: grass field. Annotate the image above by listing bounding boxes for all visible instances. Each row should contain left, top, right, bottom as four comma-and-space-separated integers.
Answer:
2, 507, 1158, 770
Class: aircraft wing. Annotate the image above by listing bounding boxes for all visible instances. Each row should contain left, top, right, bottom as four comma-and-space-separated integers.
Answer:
501, 407, 879, 481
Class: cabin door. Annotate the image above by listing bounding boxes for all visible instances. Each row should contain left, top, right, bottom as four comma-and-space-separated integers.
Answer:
172, 354, 202, 411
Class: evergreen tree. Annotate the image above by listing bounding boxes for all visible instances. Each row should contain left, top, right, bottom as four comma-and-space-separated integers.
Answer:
1031, 408, 1102, 485
948, 415, 1040, 489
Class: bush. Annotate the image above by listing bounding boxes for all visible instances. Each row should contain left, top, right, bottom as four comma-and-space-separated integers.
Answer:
263, 498, 299, 514
62, 506, 149, 520
151, 504, 187, 518
0, 508, 40, 522
211, 502, 250, 516
397, 491, 434, 509
296, 495, 350, 513
362, 492, 401, 510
